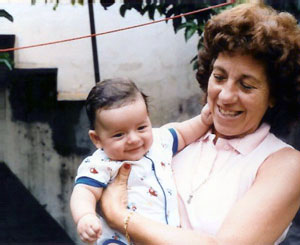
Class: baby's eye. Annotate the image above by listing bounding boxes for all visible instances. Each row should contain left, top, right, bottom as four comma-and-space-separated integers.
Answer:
112, 133, 123, 138
138, 125, 147, 131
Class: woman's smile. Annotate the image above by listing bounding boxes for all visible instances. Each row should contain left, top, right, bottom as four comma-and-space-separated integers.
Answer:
208, 52, 271, 139
217, 105, 243, 118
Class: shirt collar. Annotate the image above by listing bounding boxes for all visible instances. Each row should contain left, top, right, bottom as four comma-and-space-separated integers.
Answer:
200, 123, 271, 155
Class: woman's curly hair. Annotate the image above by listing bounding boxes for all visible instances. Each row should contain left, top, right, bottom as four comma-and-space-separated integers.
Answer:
197, 3, 300, 136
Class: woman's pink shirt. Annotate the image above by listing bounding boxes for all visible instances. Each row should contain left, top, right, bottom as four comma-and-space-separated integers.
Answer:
172, 123, 291, 244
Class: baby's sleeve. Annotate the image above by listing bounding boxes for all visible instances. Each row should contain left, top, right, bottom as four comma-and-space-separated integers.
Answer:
155, 127, 178, 156
75, 153, 122, 188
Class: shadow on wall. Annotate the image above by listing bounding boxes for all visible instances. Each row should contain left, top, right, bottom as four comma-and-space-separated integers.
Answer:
8, 68, 93, 156
0, 162, 74, 244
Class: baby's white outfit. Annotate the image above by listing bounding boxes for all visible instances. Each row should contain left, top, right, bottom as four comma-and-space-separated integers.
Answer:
75, 128, 180, 245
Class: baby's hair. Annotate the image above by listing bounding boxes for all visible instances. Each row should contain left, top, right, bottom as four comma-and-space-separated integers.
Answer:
86, 78, 148, 130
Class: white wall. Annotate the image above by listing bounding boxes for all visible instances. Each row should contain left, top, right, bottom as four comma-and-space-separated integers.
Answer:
1, 2, 201, 108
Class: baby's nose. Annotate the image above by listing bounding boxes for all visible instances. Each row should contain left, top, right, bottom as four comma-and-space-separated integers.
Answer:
127, 132, 139, 144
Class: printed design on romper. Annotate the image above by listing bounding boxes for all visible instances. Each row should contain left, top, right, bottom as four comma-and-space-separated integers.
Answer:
90, 167, 98, 174
112, 232, 121, 240
140, 175, 146, 181
160, 162, 166, 168
84, 158, 91, 163
127, 202, 137, 211
107, 166, 112, 173
166, 188, 173, 196
149, 187, 158, 197
103, 155, 113, 162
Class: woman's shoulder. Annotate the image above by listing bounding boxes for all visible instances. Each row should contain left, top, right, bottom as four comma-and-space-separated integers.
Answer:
258, 147, 300, 185
275, 147, 300, 165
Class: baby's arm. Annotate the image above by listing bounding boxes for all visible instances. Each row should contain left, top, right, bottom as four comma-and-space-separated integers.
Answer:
70, 184, 103, 244
164, 104, 212, 151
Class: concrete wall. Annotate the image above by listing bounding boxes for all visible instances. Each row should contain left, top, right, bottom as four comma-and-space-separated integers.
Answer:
1, 2, 202, 244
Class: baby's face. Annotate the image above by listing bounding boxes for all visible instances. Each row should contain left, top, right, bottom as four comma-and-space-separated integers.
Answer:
94, 96, 153, 161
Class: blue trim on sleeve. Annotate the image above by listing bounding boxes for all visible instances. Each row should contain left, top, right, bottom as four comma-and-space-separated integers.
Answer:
75, 177, 107, 188
168, 128, 178, 155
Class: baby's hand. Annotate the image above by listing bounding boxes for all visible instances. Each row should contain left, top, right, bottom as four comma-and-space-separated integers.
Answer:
201, 104, 213, 126
77, 213, 102, 244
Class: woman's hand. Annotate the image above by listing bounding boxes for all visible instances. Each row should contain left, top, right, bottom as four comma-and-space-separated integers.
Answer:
100, 163, 132, 231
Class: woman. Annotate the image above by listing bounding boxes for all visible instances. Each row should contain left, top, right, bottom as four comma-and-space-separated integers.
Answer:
100, 3, 300, 244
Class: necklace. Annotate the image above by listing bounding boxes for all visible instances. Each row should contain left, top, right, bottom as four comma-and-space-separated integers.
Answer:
187, 162, 214, 204
187, 136, 236, 204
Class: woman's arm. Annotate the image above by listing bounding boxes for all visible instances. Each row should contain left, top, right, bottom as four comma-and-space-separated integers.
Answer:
216, 147, 300, 244
101, 149, 300, 244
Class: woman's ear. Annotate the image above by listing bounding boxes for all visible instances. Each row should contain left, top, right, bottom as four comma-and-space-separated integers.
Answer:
89, 130, 102, 149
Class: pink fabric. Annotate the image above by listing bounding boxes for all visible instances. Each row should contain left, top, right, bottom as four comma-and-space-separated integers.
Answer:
172, 123, 291, 244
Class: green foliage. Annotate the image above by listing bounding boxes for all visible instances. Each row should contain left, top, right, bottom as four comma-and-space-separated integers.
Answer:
0, 10, 13, 22
30, 0, 84, 11
0, 10, 14, 70
0, 53, 13, 70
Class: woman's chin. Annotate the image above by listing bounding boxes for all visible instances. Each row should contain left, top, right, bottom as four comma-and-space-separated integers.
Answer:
213, 124, 241, 139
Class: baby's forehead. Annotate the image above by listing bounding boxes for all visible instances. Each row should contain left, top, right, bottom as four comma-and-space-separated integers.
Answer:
95, 98, 150, 131
99, 94, 145, 111
97, 96, 147, 117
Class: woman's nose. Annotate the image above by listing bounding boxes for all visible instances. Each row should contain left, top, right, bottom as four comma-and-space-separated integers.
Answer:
218, 82, 238, 104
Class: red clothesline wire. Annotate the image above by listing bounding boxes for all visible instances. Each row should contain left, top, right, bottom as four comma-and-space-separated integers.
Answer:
0, 1, 235, 53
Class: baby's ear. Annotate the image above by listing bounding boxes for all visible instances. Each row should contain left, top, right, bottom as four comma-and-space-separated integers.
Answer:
88, 130, 102, 149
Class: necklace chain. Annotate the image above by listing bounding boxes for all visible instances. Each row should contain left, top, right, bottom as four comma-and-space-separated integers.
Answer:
187, 137, 236, 204
187, 166, 213, 204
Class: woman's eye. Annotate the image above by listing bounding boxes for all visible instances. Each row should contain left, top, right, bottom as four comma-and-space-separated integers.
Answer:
213, 74, 225, 81
240, 81, 255, 90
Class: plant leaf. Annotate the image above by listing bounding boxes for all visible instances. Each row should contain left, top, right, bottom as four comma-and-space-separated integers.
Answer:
172, 16, 182, 33
184, 26, 196, 41
100, 0, 115, 10
120, 4, 128, 17
148, 4, 156, 20
0, 59, 13, 70
190, 54, 197, 63
192, 60, 198, 71
0, 10, 14, 22
175, 23, 187, 33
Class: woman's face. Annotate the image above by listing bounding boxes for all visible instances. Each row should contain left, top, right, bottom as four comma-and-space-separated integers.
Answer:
207, 52, 272, 139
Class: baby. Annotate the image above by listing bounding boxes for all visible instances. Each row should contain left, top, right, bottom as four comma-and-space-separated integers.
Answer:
70, 78, 211, 245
